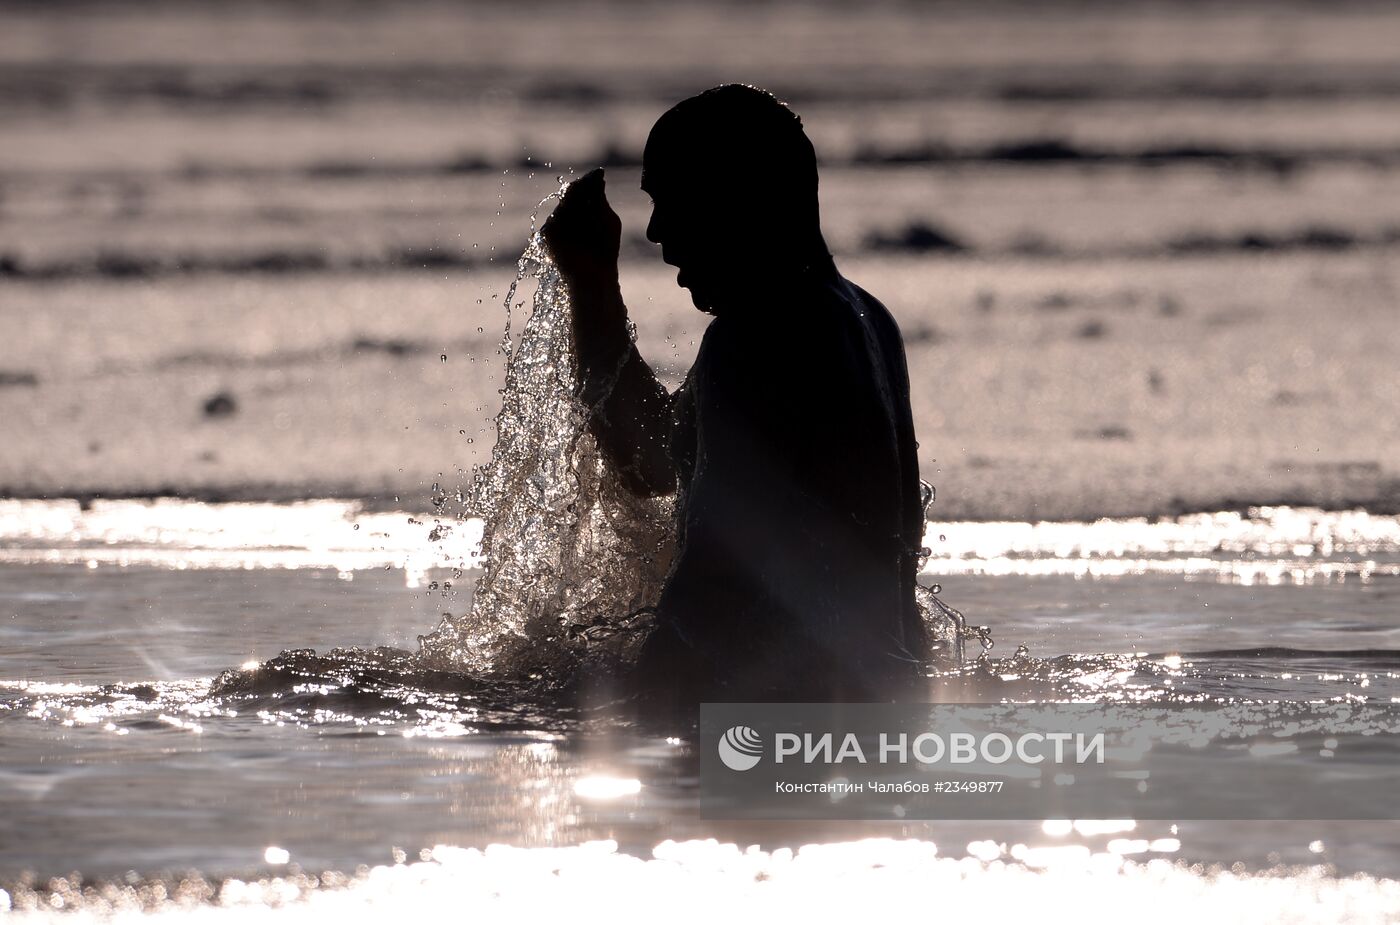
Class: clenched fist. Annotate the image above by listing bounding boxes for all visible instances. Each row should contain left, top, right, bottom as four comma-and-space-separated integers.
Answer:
541, 168, 622, 291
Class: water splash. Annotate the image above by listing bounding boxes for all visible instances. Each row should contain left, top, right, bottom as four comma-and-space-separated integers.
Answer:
415, 230, 675, 682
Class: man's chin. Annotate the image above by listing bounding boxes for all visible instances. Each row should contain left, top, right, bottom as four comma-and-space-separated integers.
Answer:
677, 274, 713, 312
677, 268, 723, 314
685, 287, 719, 315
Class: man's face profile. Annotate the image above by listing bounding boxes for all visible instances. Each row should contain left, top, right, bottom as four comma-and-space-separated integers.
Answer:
642, 160, 777, 313
637, 86, 826, 315
642, 164, 726, 312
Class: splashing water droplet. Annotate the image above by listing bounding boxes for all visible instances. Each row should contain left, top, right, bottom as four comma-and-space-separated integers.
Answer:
417, 220, 675, 681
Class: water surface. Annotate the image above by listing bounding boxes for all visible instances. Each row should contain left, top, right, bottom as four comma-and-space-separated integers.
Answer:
3, 499, 1399, 915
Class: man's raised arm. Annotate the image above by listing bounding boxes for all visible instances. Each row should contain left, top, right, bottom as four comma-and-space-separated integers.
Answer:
542, 169, 674, 497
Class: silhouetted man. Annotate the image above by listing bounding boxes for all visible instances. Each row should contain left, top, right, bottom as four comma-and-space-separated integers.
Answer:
543, 85, 925, 702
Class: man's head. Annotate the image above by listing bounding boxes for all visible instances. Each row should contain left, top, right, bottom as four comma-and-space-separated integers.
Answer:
641, 85, 827, 312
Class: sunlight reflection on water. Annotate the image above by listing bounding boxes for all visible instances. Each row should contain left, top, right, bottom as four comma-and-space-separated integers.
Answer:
1, 499, 1395, 586
4, 837, 1400, 923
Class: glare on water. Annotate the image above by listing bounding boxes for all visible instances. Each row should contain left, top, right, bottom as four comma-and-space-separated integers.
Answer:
1, 497, 1394, 585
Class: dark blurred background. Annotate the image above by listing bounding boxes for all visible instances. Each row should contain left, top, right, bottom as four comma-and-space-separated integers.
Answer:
2, 0, 1397, 519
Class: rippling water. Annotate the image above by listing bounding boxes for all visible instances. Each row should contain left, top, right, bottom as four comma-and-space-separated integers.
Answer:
2, 498, 1400, 921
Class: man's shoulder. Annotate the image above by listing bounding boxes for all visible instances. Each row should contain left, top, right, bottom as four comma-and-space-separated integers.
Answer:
835, 274, 901, 329
696, 271, 900, 365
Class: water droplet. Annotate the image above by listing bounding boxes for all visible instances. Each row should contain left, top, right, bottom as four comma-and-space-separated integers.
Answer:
939, 534, 947, 542
440, 354, 448, 362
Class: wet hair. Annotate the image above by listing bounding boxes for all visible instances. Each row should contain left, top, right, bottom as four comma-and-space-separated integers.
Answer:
644, 84, 824, 244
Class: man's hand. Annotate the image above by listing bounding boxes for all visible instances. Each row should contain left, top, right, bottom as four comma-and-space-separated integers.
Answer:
541, 168, 622, 291
542, 168, 629, 374
543, 171, 672, 496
